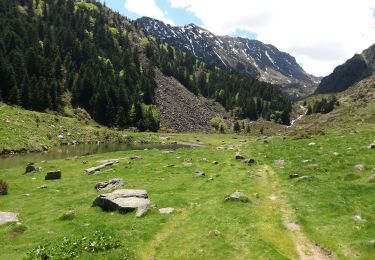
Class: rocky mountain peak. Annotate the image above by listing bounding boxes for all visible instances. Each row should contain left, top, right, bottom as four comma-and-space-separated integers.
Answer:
137, 16, 319, 97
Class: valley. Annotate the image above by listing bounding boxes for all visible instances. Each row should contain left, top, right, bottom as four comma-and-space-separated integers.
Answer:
1, 0, 375, 259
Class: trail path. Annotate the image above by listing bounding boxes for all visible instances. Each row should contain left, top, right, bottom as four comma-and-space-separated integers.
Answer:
254, 166, 332, 260
288, 105, 308, 128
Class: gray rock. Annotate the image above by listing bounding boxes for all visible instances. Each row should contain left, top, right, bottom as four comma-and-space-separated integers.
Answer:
25, 163, 36, 173
274, 160, 285, 167
243, 158, 257, 165
296, 176, 313, 181
95, 178, 124, 191
37, 185, 48, 189
195, 171, 205, 177
0, 212, 19, 225
212, 161, 219, 165
159, 208, 175, 214
235, 154, 245, 160
45, 170, 61, 180
289, 173, 300, 179
136, 205, 149, 217
209, 230, 221, 237
224, 191, 250, 203
369, 143, 375, 149
355, 164, 365, 171
93, 189, 150, 217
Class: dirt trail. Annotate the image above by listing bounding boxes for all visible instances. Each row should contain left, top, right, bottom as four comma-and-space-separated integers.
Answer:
255, 166, 332, 260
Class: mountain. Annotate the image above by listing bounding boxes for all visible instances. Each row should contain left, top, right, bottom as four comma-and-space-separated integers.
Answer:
0, 0, 292, 132
316, 44, 375, 94
136, 17, 319, 97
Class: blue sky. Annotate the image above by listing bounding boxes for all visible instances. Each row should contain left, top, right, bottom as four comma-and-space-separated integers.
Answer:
104, 0, 203, 26
103, 0, 375, 76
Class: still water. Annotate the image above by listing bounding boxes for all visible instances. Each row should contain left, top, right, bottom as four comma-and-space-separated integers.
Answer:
0, 143, 184, 170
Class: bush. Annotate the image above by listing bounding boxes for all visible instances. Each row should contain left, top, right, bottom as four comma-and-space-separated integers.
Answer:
0, 179, 8, 195
25, 231, 122, 259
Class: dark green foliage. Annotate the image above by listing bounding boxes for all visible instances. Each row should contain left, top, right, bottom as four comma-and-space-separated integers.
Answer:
0, 179, 8, 195
25, 231, 122, 259
307, 96, 339, 115
0, 0, 158, 130
233, 121, 241, 133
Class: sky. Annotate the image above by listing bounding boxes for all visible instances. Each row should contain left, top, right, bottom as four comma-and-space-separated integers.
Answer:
103, 0, 375, 77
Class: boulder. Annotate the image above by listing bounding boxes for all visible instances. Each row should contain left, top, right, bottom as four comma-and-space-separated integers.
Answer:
355, 164, 365, 171
95, 178, 124, 191
224, 191, 250, 203
93, 189, 150, 217
45, 170, 61, 180
0, 212, 19, 225
159, 208, 175, 214
235, 154, 245, 160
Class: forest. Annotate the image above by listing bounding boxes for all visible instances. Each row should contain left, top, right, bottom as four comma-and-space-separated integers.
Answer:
0, 0, 292, 131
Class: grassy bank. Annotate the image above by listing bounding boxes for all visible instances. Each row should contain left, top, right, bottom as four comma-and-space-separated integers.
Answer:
0, 129, 374, 259
0, 103, 162, 154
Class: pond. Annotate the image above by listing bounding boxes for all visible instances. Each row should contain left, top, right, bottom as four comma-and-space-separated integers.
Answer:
0, 142, 186, 170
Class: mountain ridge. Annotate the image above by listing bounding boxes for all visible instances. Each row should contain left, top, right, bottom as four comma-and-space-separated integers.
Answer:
136, 16, 319, 97
316, 43, 375, 94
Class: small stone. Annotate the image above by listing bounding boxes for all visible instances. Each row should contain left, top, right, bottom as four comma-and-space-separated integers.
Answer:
243, 158, 257, 165
333, 152, 339, 156
129, 156, 142, 160
308, 142, 316, 146
355, 164, 365, 171
37, 185, 48, 189
209, 230, 221, 237
368, 143, 375, 149
274, 160, 285, 167
289, 173, 300, 179
212, 161, 219, 165
58, 135, 64, 139
195, 171, 205, 177
25, 163, 36, 174
224, 191, 250, 203
159, 208, 175, 214
81, 160, 88, 164
235, 153, 245, 160
296, 176, 313, 181
207, 177, 214, 181
45, 170, 61, 180
253, 193, 260, 198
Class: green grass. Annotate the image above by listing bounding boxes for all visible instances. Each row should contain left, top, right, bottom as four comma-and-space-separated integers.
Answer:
1, 129, 374, 259
0, 103, 162, 154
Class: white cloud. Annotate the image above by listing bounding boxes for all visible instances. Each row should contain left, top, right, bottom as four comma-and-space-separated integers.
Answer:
125, 0, 175, 25
168, 0, 375, 76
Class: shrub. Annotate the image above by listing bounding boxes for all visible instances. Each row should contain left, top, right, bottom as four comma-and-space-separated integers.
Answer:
25, 231, 122, 259
0, 179, 8, 195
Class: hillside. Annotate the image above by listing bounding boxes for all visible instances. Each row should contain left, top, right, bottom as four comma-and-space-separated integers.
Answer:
137, 17, 319, 97
316, 43, 375, 94
0, 102, 162, 154
294, 75, 375, 132
0, 0, 294, 133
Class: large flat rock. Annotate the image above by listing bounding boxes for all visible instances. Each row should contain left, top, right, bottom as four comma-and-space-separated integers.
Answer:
0, 212, 19, 225
93, 189, 150, 217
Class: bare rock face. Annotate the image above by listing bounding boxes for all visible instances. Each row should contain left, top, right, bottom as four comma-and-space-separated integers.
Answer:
95, 178, 124, 191
0, 212, 19, 225
154, 70, 228, 132
93, 189, 150, 217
